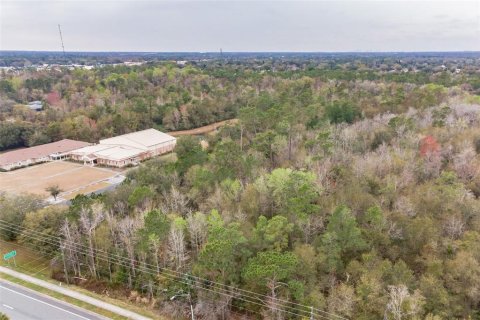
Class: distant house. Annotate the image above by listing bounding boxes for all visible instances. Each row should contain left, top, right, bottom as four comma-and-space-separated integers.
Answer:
69, 128, 176, 168
27, 101, 43, 111
0, 139, 91, 171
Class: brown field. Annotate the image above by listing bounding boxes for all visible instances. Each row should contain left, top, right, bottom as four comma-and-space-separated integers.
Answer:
0, 161, 120, 199
64, 181, 111, 200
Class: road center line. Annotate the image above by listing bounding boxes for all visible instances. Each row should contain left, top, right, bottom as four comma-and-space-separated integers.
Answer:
0, 285, 90, 320
2, 304, 14, 310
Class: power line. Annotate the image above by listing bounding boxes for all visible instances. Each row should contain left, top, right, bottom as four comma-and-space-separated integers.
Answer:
0, 238, 262, 320
0, 220, 341, 320
0, 220, 344, 320
0, 220, 347, 320
0, 227, 315, 320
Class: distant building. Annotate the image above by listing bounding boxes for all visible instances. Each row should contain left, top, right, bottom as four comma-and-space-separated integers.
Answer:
69, 128, 176, 168
124, 61, 144, 67
0, 129, 176, 171
27, 101, 43, 111
0, 139, 91, 171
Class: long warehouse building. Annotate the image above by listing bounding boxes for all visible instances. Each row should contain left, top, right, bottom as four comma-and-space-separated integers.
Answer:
0, 139, 90, 171
69, 128, 176, 167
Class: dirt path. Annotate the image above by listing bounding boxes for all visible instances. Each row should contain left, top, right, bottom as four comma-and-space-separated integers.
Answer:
168, 119, 238, 137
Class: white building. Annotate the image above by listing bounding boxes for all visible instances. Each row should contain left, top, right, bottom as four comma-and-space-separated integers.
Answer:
69, 128, 176, 168
27, 101, 43, 111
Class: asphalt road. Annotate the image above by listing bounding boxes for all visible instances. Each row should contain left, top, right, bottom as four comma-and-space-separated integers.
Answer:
0, 280, 108, 320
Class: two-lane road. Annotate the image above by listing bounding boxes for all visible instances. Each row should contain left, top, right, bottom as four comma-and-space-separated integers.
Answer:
0, 280, 107, 320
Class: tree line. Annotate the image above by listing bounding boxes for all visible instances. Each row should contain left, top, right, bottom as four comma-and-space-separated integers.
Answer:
1, 58, 480, 319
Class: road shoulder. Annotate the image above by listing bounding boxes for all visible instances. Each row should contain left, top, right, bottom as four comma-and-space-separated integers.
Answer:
0, 266, 152, 320
0, 279, 109, 320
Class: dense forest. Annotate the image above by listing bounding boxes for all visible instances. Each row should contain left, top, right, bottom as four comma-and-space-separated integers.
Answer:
1, 54, 480, 150
2, 54, 480, 319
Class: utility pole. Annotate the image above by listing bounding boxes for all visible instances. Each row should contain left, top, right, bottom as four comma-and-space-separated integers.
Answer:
58, 24, 66, 64
170, 293, 195, 320
189, 294, 194, 320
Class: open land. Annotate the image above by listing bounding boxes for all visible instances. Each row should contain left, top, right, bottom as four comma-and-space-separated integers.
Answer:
0, 161, 122, 199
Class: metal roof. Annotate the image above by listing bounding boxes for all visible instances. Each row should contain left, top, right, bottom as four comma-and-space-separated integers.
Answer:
67, 129, 176, 164
69, 144, 116, 155
94, 146, 145, 161
0, 139, 90, 166
99, 128, 176, 150
70, 144, 145, 161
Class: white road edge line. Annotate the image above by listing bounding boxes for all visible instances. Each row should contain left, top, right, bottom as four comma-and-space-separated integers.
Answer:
2, 304, 14, 310
0, 285, 90, 320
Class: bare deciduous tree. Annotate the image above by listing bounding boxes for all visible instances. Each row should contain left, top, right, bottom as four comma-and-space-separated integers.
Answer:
79, 204, 104, 278
298, 214, 325, 243
394, 197, 416, 217
161, 186, 189, 215
453, 146, 478, 181
443, 214, 465, 240
385, 285, 424, 320
118, 215, 144, 283
186, 212, 208, 255
420, 152, 442, 180
327, 283, 356, 317
61, 219, 82, 278
166, 220, 189, 271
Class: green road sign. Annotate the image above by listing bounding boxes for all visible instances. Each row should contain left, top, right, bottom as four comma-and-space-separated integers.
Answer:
3, 250, 16, 261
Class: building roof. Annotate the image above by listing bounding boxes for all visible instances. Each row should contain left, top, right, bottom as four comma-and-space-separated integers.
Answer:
99, 128, 176, 150
69, 144, 116, 156
28, 104, 43, 111
26, 101, 43, 110
94, 145, 145, 161
70, 144, 145, 161
0, 139, 90, 167
67, 129, 176, 164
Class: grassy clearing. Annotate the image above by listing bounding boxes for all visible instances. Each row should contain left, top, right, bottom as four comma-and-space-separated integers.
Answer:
0, 241, 50, 276
0, 240, 163, 320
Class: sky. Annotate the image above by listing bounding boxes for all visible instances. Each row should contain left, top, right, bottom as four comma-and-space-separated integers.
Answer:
0, 0, 479, 52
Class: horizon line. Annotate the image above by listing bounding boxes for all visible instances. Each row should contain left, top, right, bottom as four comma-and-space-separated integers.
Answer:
1, 50, 480, 54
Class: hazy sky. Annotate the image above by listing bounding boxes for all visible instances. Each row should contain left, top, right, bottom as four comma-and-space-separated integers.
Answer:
1, 0, 479, 52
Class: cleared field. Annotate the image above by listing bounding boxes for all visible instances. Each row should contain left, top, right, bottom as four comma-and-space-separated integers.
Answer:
64, 181, 111, 200
0, 161, 120, 199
